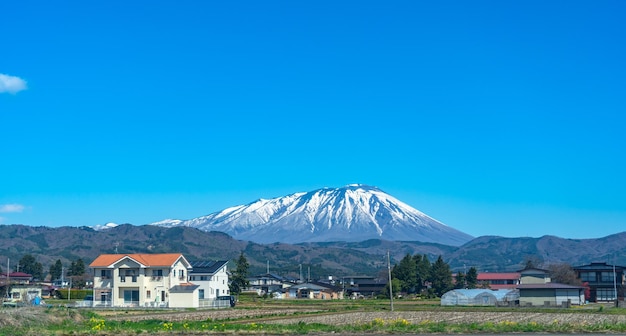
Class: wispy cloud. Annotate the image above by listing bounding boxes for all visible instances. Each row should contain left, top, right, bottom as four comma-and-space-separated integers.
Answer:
0, 204, 25, 213
0, 73, 28, 94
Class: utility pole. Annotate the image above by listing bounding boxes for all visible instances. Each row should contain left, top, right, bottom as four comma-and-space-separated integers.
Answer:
387, 251, 394, 312
5, 258, 9, 299
614, 263, 618, 308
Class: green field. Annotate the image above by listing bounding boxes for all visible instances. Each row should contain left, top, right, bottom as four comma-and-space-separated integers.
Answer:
2, 297, 626, 335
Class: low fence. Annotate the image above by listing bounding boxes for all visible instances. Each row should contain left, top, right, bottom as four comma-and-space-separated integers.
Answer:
73, 299, 231, 309
199, 298, 231, 308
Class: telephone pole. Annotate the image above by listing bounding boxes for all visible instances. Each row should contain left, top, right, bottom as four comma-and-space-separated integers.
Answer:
387, 251, 394, 312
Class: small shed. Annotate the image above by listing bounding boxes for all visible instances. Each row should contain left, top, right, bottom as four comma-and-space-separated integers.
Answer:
441, 289, 519, 306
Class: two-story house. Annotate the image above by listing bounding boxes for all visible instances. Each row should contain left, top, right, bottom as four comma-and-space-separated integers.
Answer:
247, 273, 296, 296
516, 267, 584, 306
89, 253, 197, 308
573, 262, 625, 303
188, 260, 230, 306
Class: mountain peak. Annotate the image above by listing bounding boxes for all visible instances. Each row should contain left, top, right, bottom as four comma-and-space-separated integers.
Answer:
152, 185, 473, 246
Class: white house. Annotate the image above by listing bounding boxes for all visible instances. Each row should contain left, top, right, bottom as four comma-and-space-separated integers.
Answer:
89, 253, 197, 308
188, 260, 231, 307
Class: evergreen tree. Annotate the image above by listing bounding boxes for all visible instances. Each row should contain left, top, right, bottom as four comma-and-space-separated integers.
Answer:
69, 258, 86, 276
229, 252, 250, 298
49, 259, 63, 280
19, 254, 43, 280
391, 253, 417, 293
68, 261, 76, 276
414, 254, 431, 293
466, 266, 478, 289
454, 271, 466, 289
430, 255, 453, 297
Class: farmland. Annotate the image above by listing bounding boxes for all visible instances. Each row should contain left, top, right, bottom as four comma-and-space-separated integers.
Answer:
2, 299, 626, 335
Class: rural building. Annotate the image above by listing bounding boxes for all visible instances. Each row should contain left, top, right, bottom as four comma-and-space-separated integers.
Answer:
188, 260, 231, 307
441, 289, 519, 306
573, 262, 625, 303
285, 282, 344, 299
476, 272, 520, 289
247, 273, 295, 296
89, 253, 199, 308
517, 283, 585, 306
516, 267, 584, 306
519, 268, 551, 284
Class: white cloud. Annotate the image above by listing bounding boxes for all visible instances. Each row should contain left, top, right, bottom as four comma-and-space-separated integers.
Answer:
0, 73, 28, 94
0, 204, 25, 213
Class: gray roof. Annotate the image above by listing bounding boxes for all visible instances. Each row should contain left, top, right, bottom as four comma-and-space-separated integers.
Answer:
517, 282, 584, 289
290, 283, 337, 291
169, 284, 200, 293
189, 260, 228, 274
573, 262, 626, 271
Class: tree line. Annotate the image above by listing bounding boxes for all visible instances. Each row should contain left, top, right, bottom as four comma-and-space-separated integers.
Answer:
4, 254, 86, 283
388, 254, 479, 298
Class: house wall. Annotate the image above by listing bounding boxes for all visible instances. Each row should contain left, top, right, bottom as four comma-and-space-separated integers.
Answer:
191, 266, 229, 300
520, 275, 550, 284
169, 291, 198, 308
10, 286, 42, 302
519, 289, 557, 306
555, 289, 583, 305
212, 267, 229, 297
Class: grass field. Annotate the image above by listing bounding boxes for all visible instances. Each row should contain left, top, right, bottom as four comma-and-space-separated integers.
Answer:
1, 297, 626, 335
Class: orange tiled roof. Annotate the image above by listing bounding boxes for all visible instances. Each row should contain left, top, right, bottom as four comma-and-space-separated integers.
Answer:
89, 253, 184, 268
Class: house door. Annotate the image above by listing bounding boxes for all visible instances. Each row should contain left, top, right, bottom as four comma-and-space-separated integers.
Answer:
161, 291, 166, 302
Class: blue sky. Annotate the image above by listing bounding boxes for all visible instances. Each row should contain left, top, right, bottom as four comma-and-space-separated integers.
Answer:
1, 1, 624, 239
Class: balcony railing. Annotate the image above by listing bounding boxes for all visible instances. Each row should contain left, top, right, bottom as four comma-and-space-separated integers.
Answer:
119, 276, 138, 283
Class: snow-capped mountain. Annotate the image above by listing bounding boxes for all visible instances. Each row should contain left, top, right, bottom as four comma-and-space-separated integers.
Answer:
151, 184, 473, 246
91, 222, 119, 231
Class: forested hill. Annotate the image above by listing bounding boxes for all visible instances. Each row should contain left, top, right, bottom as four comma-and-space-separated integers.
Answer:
1, 224, 625, 278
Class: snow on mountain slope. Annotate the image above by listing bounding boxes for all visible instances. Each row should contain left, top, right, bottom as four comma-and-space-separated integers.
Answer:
151, 184, 473, 246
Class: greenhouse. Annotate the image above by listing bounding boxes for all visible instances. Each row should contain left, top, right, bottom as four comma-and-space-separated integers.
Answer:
440, 288, 519, 306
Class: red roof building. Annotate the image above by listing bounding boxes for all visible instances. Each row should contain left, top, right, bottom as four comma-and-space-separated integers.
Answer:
477, 272, 520, 290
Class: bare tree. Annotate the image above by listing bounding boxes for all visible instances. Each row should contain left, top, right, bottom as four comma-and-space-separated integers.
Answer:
547, 263, 582, 285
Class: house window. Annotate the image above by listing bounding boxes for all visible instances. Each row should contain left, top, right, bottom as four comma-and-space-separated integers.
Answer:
199, 289, 204, 300
123, 290, 139, 304
100, 270, 112, 279
601, 272, 615, 282
179, 270, 185, 278
200, 276, 208, 281
580, 272, 595, 282
153, 269, 163, 277
146, 290, 151, 299
597, 288, 616, 301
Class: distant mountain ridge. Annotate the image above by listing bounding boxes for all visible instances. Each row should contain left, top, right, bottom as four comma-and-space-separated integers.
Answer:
151, 184, 473, 246
1, 225, 626, 277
